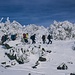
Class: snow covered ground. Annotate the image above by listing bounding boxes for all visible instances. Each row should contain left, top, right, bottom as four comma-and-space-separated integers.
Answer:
0, 18, 75, 75
0, 39, 75, 75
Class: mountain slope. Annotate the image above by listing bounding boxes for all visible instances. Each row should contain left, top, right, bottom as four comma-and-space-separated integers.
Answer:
0, 18, 75, 75
0, 39, 75, 75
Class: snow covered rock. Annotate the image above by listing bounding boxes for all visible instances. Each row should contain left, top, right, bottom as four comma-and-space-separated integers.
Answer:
38, 57, 46, 62
57, 63, 68, 70
70, 73, 75, 75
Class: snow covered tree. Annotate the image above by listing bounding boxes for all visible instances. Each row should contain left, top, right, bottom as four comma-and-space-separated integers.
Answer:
48, 20, 75, 40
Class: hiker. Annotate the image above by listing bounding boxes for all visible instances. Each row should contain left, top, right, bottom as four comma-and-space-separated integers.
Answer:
30, 34, 36, 44
11, 34, 17, 41
47, 34, 52, 44
42, 35, 46, 44
1, 34, 8, 44
23, 33, 28, 43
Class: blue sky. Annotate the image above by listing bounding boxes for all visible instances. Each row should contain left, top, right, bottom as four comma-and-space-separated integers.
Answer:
0, 0, 75, 27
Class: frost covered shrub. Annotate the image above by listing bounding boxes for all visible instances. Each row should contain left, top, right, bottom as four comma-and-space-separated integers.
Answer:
48, 21, 75, 40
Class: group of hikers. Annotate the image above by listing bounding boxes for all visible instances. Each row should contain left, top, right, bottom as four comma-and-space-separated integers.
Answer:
1, 33, 52, 45
22, 33, 52, 44
42, 34, 52, 44
22, 33, 37, 44
1, 33, 17, 44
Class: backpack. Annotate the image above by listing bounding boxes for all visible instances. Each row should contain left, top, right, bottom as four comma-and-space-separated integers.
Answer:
1, 36, 5, 41
11, 34, 17, 41
1, 35, 8, 42
47, 35, 52, 39
42, 35, 45, 40
30, 35, 35, 40
23, 33, 26, 38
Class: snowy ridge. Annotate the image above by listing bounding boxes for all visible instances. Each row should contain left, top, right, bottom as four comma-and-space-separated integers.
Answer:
0, 18, 49, 41
0, 18, 75, 40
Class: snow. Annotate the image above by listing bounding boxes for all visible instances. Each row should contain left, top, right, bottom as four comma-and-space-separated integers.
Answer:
0, 18, 75, 75
0, 40, 75, 75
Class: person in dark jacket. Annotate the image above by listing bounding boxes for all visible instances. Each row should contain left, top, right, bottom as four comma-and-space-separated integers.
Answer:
42, 35, 46, 44
30, 34, 36, 44
1, 34, 8, 44
47, 34, 52, 44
